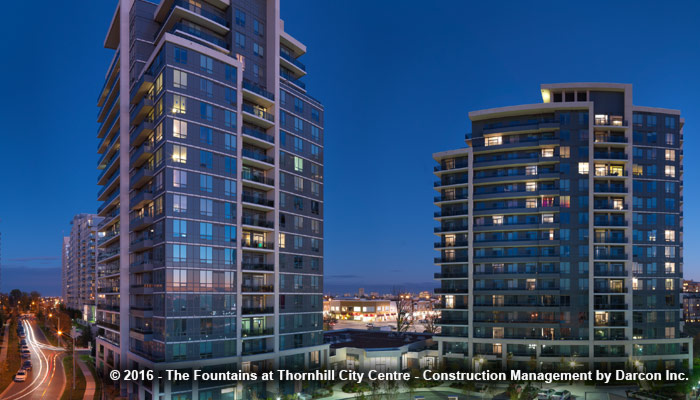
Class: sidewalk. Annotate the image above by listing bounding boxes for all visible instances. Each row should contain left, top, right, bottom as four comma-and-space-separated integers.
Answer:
77, 357, 96, 400
0, 323, 9, 365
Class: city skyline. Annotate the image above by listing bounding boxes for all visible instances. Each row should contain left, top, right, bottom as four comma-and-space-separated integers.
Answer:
4, 1, 700, 296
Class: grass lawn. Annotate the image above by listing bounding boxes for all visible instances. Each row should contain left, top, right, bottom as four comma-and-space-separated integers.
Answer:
38, 322, 59, 347
0, 319, 22, 394
60, 355, 86, 400
80, 354, 101, 400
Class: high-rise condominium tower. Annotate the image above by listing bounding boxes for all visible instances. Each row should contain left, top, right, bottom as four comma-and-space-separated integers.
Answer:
62, 214, 101, 319
433, 83, 691, 373
95, 1, 326, 397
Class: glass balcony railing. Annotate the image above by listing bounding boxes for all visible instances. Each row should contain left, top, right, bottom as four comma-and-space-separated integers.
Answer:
279, 51, 306, 71
242, 79, 275, 101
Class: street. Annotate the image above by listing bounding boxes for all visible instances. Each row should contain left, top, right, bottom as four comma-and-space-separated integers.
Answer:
0, 319, 66, 400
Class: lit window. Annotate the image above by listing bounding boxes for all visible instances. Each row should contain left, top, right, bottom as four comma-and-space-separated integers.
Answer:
294, 156, 304, 172
664, 230, 675, 242
594, 114, 608, 125
542, 214, 554, 223
173, 119, 187, 139
172, 95, 186, 114
578, 162, 589, 174
541, 148, 554, 158
485, 136, 502, 146
526, 182, 537, 192
172, 145, 187, 163
279, 233, 286, 249
665, 149, 675, 161
493, 215, 503, 225
633, 164, 643, 176
526, 198, 537, 208
664, 165, 675, 177
560, 195, 570, 208
665, 262, 675, 274
665, 279, 674, 290
525, 166, 538, 176
560, 146, 570, 158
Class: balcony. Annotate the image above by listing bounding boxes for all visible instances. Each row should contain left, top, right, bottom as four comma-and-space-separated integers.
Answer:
130, 167, 155, 189
434, 288, 469, 294
594, 185, 627, 194
130, 189, 154, 210
280, 70, 306, 91
434, 272, 468, 279
481, 118, 559, 135
242, 171, 274, 188
436, 319, 469, 326
434, 161, 468, 173
97, 153, 119, 185
155, 0, 229, 33
434, 193, 468, 203
130, 121, 154, 147
97, 190, 120, 216
242, 306, 274, 315
242, 194, 274, 208
434, 225, 468, 233
593, 304, 628, 310
594, 286, 628, 294
242, 103, 274, 129
434, 240, 469, 248
130, 214, 154, 231
241, 240, 274, 250
434, 256, 468, 264
594, 151, 627, 161
594, 320, 629, 327
593, 202, 627, 211
594, 218, 627, 227
434, 176, 468, 187
279, 50, 306, 77
97, 172, 120, 201
130, 97, 153, 126
241, 284, 274, 293
241, 263, 274, 272
242, 80, 275, 107
241, 216, 274, 229
434, 209, 468, 218
242, 148, 274, 165
593, 115, 626, 128
593, 252, 628, 261
241, 327, 274, 338
130, 143, 154, 168
242, 125, 275, 148
594, 134, 627, 144
97, 131, 119, 165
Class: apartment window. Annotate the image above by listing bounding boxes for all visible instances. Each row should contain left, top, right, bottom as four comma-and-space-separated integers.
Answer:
665, 149, 675, 161
173, 70, 188, 89
200, 174, 213, 192
542, 214, 554, 223
254, 19, 263, 36
493, 215, 503, 225
199, 126, 213, 145
665, 230, 675, 242
279, 233, 286, 249
312, 108, 320, 122
664, 165, 675, 177
200, 55, 213, 74
200, 102, 213, 121
225, 156, 235, 174
173, 194, 187, 213
647, 115, 657, 127
200, 198, 213, 217
200, 150, 213, 168
172, 145, 187, 163
311, 125, 320, 141
173, 119, 187, 139
665, 182, 675, 194
294, 117, 304, 133
235, 32, 246, 49
541, 148, 554, 157
200, 246, 213, 263
578, 162, 589, 174
294, 156, 304, 172
294, 236, 303, 249
224, 87, 236, 105
172, 245, 187, 263
665, 262, 675, 274
294, 176, 304, 191
235, 9, 246, 26
294, 137, 304, 152
224, 179, 235, 197
485, 136, 502, 146
172, 95, 186, 114
294, 216, 303, 230
311, 219, 320, 234
311, 144, 320, 159
525, 165, 537, 175
294, 196, 303, 210
665, 133, 675, 145
200, 78, 213, 97
173, 219, 187, 238
173, 170, 187, 188
560, 195, 570, 208
294, 98, 304, 113
225, 65, 236, 81
526, 198, 537, 208
526, 182, 537, 192
560, 146, 570, 158
199, 222, 213, 240
174, 47, 187, 63
253, 42, 264, 57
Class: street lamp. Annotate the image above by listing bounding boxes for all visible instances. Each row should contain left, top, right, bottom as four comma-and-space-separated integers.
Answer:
58, 329, 77, 391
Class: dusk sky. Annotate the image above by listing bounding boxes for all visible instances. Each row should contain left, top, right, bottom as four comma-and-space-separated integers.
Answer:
1, 1, 700, 295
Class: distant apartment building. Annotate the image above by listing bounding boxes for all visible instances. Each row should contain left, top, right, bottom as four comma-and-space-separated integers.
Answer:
433, 83, 691, 372
62, 214, 102, 320
94, 0, 325, 398
683, 279, 700, 293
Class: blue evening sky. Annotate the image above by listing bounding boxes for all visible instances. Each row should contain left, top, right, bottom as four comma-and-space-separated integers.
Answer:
1, 1, 699, 295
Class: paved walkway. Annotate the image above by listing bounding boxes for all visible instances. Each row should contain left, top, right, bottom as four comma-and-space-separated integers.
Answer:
0, 322, 9, 365
77, 357, 96, 400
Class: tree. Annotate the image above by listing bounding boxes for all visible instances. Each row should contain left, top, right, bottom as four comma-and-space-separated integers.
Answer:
422, 302, 440, 334
392, 286, 413, 333
9, 289, 22, 306
78, 326, 94, 348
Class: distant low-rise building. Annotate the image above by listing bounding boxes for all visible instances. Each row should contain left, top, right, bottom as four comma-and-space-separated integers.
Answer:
326, 299, 396, 321
326, 329, 438, 372
683, 280, 700, 293
683, 294, 700, 323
